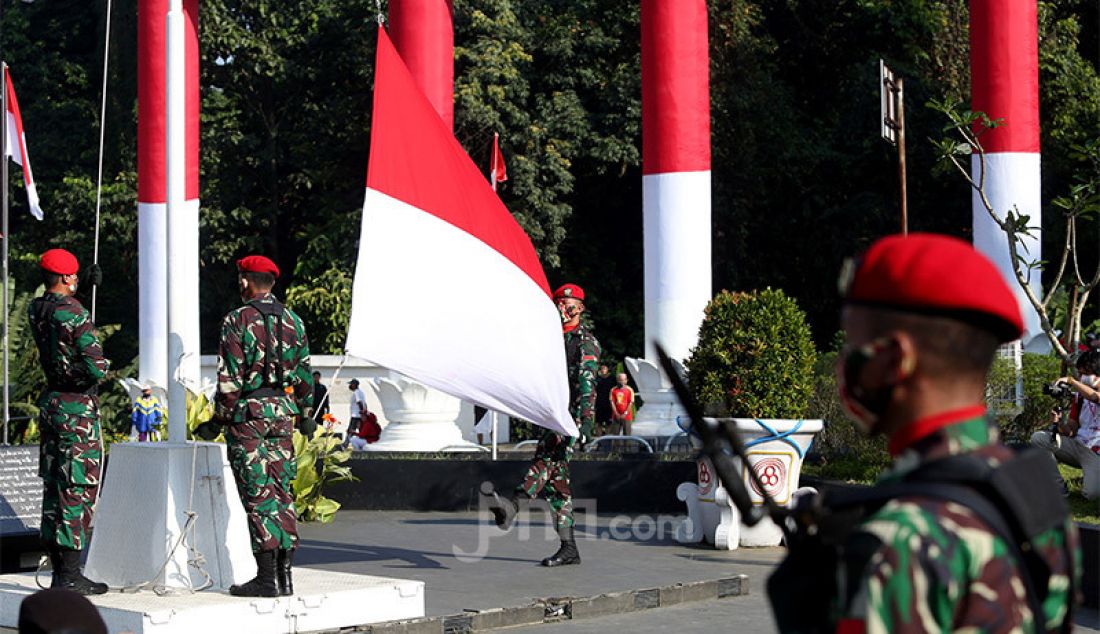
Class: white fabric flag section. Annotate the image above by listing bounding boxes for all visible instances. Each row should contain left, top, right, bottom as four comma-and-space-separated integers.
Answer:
346, 26, 575, 437
4, 68, 42, 221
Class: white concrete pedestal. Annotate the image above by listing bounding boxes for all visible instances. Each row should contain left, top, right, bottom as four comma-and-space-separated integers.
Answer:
85, 442, 255, 590
0, 568, 425, 633
675, 418, 822, 549
624, 357, 687, 437
365, 377, 481, 452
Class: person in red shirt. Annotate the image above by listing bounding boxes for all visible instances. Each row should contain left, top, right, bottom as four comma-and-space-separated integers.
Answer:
609, 373, 635, 436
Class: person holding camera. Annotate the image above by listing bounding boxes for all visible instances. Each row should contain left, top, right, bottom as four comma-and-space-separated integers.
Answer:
1031, 350, 1100, 499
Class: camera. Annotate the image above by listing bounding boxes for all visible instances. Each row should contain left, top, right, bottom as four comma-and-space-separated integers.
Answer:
1043, 382, 1073, 400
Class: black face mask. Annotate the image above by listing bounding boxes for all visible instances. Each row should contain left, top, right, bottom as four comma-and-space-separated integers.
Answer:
837, 337, 900, 434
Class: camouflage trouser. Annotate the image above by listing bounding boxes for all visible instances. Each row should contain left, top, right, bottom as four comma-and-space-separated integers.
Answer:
225, 414, 299, 553
517, 430, 574, 529
37, 392, 102, 551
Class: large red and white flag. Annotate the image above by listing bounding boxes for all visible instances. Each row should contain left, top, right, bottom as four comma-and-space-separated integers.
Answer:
346, 27, 574, 436
4, 68, 42, 220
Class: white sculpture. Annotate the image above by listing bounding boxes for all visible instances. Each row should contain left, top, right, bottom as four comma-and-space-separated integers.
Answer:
365, 377, 481, 452
674, 418, 822, 549
624, 357, 687, 437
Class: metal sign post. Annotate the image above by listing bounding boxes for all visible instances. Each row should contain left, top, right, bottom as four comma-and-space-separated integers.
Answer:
880, 60, 908, 235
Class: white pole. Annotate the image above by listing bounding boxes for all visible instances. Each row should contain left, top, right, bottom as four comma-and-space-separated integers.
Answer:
165, 0, 188, 442
490, 133, 498, 192
491, 412, 497, 461
1, 62, 8, 446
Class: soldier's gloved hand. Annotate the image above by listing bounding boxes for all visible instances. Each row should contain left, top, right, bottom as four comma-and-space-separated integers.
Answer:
83, 263, 103, 288
193, 421, 221, 441
298, 416, 318, 439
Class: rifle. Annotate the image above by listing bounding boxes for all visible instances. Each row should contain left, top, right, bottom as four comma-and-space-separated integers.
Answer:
654, 344, 792, 532
656, 343, 1072, 633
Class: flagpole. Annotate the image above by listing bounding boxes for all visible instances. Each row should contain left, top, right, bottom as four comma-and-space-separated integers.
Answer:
490, 132, 498, 192
491, 411, 497, 461
2, 61, 9, 446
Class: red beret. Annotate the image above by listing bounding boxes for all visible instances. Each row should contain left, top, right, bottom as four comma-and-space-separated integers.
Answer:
842, 233, 1023, 342
553, 283, 585, 302
39, 249, 79, 275
237, 255, 280, 278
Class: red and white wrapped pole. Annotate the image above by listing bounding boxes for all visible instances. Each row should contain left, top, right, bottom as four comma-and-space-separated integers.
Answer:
971, 0, 1041, 342
641, 0, 712, 362
388, 0, 454, 129
139, 0, 199, 436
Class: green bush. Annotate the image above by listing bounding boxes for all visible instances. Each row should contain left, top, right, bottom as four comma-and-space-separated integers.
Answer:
685, 289, 816, 418
293, 430, 358, 523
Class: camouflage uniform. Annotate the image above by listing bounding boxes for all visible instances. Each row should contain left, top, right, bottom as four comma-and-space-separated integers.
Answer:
215, 292, 312, 553
838, 415, 1079, 633
518, 322, 600, 529
28, 292, 109, 551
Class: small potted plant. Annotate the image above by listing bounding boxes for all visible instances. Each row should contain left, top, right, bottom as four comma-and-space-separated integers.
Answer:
674, 288, 822, 549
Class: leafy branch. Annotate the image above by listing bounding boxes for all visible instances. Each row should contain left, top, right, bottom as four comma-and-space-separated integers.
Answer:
929, 99, 1100, 361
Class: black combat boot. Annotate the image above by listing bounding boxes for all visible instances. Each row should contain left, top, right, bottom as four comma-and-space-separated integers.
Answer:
43, 543, 63, 588
54, 548, 108, 595
276, 549, 294, 596
483, 486, 522, 531
230, 550, 279, 597
540, 525, 581, 567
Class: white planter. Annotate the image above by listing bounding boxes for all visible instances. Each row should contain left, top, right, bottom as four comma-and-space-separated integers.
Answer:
674, 417, 822, 549
623, 357, 687, 437
365, 377, 480, 452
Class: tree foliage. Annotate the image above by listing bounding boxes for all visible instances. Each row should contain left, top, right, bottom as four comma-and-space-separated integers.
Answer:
686, 288, 816, 418
0, 0, 1094, 392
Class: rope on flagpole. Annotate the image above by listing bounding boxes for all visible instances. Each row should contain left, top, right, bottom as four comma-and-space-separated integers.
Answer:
375, 0, 385, 25
88, 0, 113, 519
90, 0, 113, 323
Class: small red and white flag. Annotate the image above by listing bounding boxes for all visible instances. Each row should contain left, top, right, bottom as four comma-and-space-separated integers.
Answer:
490, 132, 508, 191
4, 68, 42, 221
345, 27, 573, 436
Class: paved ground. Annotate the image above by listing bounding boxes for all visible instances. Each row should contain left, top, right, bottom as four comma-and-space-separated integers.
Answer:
4, 508, 1097, 632
296, 508, 783, 620
296, 509, 1100, 633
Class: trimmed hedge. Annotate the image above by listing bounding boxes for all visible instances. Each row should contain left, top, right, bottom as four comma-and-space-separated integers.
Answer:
686, 289, 816, 418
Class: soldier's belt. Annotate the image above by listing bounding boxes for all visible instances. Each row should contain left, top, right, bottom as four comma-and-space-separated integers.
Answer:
241, 387, 285, 399
47, 384, 98, 396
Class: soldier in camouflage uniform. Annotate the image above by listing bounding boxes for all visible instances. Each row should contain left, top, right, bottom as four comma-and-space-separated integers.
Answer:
489, 283, 599, 567
196, 255, 313, 597
769, 234, 1077, 633
28, 249, 109, 595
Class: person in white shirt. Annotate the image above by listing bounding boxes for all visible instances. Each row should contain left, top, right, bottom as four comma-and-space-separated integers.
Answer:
1031, 350, 1100, 499
347, 379, 368, 439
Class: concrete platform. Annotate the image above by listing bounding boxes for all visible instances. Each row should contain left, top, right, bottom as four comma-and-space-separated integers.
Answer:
0, 567, 423, 633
